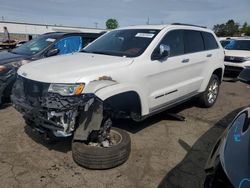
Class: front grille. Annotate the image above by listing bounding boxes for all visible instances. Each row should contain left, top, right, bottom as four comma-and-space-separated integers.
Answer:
21, 77, 50, 98
15, 76, 50, 107
225, 65, 243, 73
224, 56, 245, 63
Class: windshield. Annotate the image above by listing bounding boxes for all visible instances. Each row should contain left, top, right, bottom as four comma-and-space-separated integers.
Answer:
220, 40, 233, 48
82, 29, 160, 57
225, 40, 250, 51
12, 35, 57, 56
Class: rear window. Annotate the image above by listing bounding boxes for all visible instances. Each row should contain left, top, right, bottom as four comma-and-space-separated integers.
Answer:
202, 32, 218, 50
184, 30, 204, 53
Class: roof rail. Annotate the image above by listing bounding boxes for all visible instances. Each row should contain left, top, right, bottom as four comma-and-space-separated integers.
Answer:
171, 23, 207, 29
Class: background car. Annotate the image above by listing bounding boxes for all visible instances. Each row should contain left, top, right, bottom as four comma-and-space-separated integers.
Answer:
224, 38, 250, 76
0, 32, 102, 106
219, 38, 234, 48
204, 67, 250, 188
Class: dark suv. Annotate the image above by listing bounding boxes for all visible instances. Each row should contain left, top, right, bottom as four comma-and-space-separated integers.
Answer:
0, 32, 102, 106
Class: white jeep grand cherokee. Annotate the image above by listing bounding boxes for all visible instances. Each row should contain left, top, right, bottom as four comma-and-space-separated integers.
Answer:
12, 23, 224, 169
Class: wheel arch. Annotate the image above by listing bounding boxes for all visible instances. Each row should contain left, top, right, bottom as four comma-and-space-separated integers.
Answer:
199, 67, 224, 93
213, 68, 224, 83
94, 83, 149, 116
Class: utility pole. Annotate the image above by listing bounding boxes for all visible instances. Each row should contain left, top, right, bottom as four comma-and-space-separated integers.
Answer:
146, 17, 150, 25
94, 22, 98, 28
1, 16, 4, 21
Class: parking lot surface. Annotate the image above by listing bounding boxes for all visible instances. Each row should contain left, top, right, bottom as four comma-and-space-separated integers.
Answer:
0, 80, 250, 188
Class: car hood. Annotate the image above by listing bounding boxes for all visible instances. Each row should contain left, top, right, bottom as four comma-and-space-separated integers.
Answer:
18, 52, 133, 83
0, 51, 27, 65
224, 50, 250, 58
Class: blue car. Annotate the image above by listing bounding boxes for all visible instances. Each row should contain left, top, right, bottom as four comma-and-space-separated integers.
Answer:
0, 32, 102, 106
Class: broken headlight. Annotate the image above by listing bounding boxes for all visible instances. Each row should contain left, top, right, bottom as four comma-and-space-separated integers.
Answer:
48, 83, 85, 96
11, 59, 31, 67
0, 59, 31, 73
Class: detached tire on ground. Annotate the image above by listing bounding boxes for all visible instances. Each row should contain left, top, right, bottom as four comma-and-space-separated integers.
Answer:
72, 127, 131, 169
198, 74, 220, 108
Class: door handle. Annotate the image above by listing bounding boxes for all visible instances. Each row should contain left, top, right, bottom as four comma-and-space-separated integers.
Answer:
207, 54, 212, 57
182, 59, 189, 63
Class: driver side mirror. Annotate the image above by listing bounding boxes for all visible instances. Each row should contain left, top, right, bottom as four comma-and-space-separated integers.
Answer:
238, 67, 250, 85
46, 48, 60, 57
151, 44, 170, 61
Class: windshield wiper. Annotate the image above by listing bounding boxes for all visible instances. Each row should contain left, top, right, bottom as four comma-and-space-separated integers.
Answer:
80, 49, 91, 53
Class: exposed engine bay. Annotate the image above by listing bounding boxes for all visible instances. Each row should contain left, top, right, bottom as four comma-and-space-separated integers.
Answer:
11, 76, 108, 141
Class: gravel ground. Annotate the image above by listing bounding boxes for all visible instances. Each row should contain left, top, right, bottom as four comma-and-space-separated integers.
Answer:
0, 80, 250, 188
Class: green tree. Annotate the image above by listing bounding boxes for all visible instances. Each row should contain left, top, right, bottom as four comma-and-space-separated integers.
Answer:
240, 22, 250, 36
213, 24, 226, 37
225, 19, 240, 36
106, 19, 119, 29
213, 19, 240, 37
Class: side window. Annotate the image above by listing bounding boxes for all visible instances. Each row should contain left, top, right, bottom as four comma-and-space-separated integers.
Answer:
202, 32, 219, 50
54, 36, 82, 55
159, 30, 184, 57
184, 30, 204, 53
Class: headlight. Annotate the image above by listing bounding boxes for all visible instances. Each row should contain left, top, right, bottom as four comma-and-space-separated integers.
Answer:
0, 65, 7, 72
0, 59, 31, 73
243, 57, 250, 62
11, 59, 31, 68
48, 83, 85, 96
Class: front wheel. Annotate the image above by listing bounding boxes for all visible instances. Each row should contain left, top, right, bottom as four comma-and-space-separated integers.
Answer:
198, 74, 220, 108
72, 127, 131, 169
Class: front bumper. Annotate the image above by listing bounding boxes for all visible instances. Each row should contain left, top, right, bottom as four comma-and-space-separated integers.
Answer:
224, 61, 250, 73
11, 76, 104, 140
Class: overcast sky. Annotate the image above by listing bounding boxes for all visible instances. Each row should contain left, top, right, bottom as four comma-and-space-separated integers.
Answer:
0, 0, 249, 29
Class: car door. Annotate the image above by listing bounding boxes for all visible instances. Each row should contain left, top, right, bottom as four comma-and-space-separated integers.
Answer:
54, 35, 83, 55
183, 29, 208, 92
201, 31, 221, 76
148, 29, 205, 111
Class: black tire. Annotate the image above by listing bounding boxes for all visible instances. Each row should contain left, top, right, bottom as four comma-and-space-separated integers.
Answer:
72, 127, 131, 169
198, 74, 220, 108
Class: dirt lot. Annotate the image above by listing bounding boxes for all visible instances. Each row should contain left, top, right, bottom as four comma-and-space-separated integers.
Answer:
0, 80, 250, 188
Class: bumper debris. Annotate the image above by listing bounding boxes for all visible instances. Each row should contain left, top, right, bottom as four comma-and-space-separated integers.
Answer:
11, 76, 104, 141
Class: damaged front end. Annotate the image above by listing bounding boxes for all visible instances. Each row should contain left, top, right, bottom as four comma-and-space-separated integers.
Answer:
11, 76, 108, 141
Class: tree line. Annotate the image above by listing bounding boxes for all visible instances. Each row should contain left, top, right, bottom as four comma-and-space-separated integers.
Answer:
105, 18, 250, 37
213, 19, 250, 37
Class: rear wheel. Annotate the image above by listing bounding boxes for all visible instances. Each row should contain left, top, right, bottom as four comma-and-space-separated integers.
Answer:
198, 74, 220, 108
72, 127, 131, 169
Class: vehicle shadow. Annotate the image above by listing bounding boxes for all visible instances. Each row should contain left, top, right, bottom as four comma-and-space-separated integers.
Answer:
223, 72, 239, 82
24, 125, 72, 153
23, 100, 195, 153
0, 102, 12, 110
114, 100, 195, 134
157, 107, 246, 188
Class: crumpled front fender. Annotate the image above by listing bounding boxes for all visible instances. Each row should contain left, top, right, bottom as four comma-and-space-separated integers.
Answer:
11, 76, 106, 141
